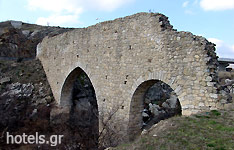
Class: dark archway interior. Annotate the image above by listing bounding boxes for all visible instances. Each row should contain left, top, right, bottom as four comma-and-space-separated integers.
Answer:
68, 72, 99, 149
142, 81, 182, 129
129, 79, 182, 140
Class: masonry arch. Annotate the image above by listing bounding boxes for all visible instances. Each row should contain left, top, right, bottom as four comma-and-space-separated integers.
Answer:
60, 67, 99, 148
37, 12, 220, 147
60, 67, 95, 105
128, 79, 182, 140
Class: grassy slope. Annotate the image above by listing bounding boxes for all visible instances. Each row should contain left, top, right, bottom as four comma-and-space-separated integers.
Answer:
114, 110, 234, 150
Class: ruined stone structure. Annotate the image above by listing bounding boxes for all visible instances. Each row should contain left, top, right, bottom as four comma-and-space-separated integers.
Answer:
37, 13, 222, 141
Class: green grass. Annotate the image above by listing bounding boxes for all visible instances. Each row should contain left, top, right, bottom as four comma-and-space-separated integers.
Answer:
210, 110, 221, 116
113, 110, 234, 150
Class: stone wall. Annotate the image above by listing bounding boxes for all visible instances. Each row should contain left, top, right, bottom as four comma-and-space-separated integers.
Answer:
37, 13, 222, 141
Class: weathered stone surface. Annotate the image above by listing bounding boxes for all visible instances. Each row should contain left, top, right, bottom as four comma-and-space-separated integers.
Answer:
37, 13, 221, 141
0, 21, 73, 58
22, 30, 30, 37
0, 77, 11, 84
166, 94, 178, 109
11, 21, 22, 29
142, 89, 181, 130
1, 82, 34, 98
149, 103, 160, 116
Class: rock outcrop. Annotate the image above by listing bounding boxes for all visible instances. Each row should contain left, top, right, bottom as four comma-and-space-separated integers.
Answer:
142, 81, 182, 129
0, 60, 53, 131
0, 20, 73, 58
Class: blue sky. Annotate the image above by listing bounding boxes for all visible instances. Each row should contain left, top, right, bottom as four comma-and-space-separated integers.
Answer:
0, 0, 234, 58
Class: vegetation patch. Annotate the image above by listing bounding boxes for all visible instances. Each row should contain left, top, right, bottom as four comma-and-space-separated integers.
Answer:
112, 110, 234, 150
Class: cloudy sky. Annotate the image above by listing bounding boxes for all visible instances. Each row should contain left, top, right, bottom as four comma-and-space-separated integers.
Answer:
0, 0, 234, 58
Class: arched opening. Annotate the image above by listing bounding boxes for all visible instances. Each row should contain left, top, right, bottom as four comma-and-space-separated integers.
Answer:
129, 80, 182, 140
60, 67, 98, 149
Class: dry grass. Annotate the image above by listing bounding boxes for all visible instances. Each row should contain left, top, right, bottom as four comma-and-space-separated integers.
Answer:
113, 110, 234, 150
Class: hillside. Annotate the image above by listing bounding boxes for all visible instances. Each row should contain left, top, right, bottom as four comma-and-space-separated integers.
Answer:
0, 21, 91, 149
111, 110, 234, 150
0, 20, 72, 58
0, 59, 97, 150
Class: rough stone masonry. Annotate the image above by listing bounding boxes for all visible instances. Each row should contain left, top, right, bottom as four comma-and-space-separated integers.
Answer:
37, 13, 224, 141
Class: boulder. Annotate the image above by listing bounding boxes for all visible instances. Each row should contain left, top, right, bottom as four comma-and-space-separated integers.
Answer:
145, 81, 173, 106
0, 77, 11, 84
22, 30, 30, 37
162, 102, 170, 109
166, 95, 178, 109
149, 103, 160, 116
1, 82, 34, 98
142, 111, 149, 117
142, 82, 182, 129
225, 79, 234, 86
11, 21, 22, 29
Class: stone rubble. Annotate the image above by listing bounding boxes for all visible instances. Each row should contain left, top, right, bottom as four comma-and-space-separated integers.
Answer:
0, 77, 11, 84
1, 82, 34, 98
142, 81, 181, 129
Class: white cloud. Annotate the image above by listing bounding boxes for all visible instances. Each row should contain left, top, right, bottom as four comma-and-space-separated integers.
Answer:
27, 0, 134, 26
27, 0, 83, 14
183, 1, 198, 15
200, 0, 234, 11
86, 0, 134, 11
231, 45, 234, 54
208, 38, 234, 58
27, 0, 133, 13
36, 14, 81, 26
208, 38, 224, 48
182, 1, 189, 8
185, 10, 195, 15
